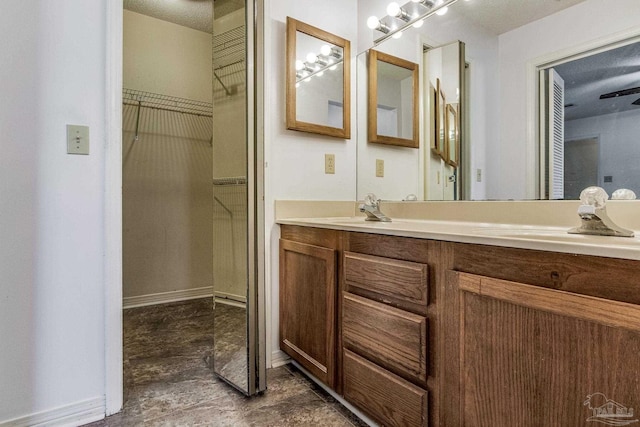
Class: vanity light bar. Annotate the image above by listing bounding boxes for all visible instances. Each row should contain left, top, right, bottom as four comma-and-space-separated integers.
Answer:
295, 44, 343, 83
369, 0, 461, 45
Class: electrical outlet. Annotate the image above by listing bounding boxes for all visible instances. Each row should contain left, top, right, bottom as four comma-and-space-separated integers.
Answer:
476, 168, 482, 182
376, 159, 384, 177
325, 154, 335, 174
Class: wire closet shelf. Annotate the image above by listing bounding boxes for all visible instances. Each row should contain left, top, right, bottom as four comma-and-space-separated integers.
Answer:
123, 88, 213, 140
123, 88, 213, 117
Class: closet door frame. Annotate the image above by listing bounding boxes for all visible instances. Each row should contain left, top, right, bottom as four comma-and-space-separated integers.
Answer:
104, 0, 266, 413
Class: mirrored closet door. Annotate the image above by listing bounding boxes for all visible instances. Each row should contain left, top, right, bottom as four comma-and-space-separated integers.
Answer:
212, 0, 265, 395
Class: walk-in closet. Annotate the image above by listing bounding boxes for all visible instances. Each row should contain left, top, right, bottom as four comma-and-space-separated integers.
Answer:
121, 0, 261, 409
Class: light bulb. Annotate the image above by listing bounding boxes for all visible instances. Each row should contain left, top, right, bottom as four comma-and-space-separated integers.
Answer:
413, 18, 424, 28
392, 31, 403, 39
306, 52, 317, 63
367, 16, 381, 30
317, 71, 324, 77
329, 65, 337, 71
295, 60, 304, 71
387, 2, 401, 17
303, 77, 311, 83
295, 82, 300, 88
436, 6, 448, 15
320, 45, 332, 56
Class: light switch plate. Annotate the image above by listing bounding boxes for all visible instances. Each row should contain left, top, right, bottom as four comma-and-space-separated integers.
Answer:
67, 125, 90, 155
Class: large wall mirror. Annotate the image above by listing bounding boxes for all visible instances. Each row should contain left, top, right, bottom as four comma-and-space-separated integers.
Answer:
356, 0, 640, 202
286, 17, 351, 139
368, 49, 419, 148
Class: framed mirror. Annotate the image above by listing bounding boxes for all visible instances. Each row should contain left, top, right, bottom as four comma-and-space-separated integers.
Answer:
435, 78, 445, 158
368, 49, 419, 148
358, 1, 640, 202
446, 103, 459, 168
286, 17, 351, 139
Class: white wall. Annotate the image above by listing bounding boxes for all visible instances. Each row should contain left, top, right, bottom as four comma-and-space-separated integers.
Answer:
0, 0, 106, 423
565, 109, 640, 196
123, 11, 213, 102
265, 0, 358, 364
496, 0, 640, 200
122, 11, 213, 300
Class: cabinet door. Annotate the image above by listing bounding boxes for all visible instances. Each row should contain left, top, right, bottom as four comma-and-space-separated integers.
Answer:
279, 239, 337, 387
456, 272, 640, 427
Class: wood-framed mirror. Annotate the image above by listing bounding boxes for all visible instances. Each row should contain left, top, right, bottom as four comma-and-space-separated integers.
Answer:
434, 78, 445, 157
286, 17, 351, 139
446, 103, 459, 167
367, 49, 419, 148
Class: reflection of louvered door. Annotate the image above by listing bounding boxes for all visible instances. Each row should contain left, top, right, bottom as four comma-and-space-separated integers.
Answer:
548, 68, 565, 199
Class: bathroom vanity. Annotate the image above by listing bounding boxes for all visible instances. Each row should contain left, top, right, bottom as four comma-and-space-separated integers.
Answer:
278, 208, 640, 426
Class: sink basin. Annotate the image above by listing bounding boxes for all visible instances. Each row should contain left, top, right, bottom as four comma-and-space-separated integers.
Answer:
322, 217, 397, 225
473, 226, 640, 246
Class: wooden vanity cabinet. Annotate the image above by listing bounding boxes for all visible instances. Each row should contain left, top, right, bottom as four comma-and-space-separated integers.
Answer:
279, 225, 341, 388
341, 233, 436, 427
443, 242, 640, 427
279, 226, 640, 427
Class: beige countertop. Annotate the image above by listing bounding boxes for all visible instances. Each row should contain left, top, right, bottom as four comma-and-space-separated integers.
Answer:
275, 201, 640, 261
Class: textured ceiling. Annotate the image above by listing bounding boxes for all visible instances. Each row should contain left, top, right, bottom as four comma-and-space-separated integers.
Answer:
555, 41, 640, 121
453, 0, 587, 35
123, 0, 245, 33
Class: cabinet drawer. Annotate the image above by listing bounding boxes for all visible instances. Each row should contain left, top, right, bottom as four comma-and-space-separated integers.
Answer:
344, 349, 428, 427
342, 292, 428, 382
344, 251, 428, 306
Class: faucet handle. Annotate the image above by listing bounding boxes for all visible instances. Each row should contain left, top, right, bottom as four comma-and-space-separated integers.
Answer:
579, 186, 608, 209
612, 189, 637, 200
364, 193, 380, 208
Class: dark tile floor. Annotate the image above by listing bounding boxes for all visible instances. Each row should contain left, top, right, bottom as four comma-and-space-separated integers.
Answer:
85, 298, 367, 426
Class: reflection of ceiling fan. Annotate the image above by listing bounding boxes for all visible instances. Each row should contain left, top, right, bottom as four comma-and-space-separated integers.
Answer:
599, 86, 640, 105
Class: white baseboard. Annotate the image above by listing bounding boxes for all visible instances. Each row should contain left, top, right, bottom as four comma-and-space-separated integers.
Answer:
270, 349, 290, 368
123, 286, 213, 309
214, 291, 246, 304
0, 397, 105, 427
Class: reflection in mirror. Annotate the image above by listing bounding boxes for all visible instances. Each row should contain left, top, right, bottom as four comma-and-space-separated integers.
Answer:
212, 0, 264, 396
286, 17, 351, 139
539, 40, 640, 200
368, 49, 419, 148
357, 0, 640, 201
446, 103, 459, 168
435, 78, 445, 158
212, 1, 249, 394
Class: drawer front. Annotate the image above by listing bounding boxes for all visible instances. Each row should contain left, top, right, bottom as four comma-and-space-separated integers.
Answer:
342, 292, 428, 382
344, 251, 428, 306
343, 349, 428, 427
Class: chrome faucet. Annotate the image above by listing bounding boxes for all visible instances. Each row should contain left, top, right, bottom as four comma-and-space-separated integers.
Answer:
359, 193, 391, 222
568, 186, 634, 237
